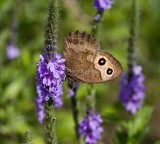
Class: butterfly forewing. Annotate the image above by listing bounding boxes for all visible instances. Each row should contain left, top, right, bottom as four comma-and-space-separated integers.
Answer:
64, 31, 100, 82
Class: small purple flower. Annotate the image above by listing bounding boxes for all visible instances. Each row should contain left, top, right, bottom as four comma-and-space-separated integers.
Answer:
36, 51, 65, 123
68, 88, 75, 97
6, 43, 20, 59
94, 14, 101, 21
36, 95, 45, 124
119, 63, 145, 114
54, 96, 63, 108
93, 0, 114, 12
78, 109, 103, 144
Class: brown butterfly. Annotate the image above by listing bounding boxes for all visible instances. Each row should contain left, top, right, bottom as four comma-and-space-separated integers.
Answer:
63, 31, 122, 83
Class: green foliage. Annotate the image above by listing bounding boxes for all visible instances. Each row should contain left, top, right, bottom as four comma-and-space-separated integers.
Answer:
114, 106, 153, 144
155, 141, 160, 144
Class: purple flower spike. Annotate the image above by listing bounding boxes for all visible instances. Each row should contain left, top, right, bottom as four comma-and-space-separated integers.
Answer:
119, 63, 145, 114
6, 43, 20, 59
35, 51, 65, 123
36, 52, 65, 99
93, 0, 114, 12
78, 109, 103, 144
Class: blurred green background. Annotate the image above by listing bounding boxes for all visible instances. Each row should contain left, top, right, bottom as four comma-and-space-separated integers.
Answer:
0, 0, 160, 144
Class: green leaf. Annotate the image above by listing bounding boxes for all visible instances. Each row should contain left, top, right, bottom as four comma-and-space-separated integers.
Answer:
2, 78, 24, 102
127, 106, 153, 137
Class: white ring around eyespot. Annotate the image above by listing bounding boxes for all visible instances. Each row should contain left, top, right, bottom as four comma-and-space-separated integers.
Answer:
94, 54, 114, 81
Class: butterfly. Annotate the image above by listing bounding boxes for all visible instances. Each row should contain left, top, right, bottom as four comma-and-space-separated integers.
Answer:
63, 31, 122, 83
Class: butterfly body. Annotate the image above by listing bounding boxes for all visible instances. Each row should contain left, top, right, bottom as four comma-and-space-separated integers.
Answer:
63, 31, 122, 83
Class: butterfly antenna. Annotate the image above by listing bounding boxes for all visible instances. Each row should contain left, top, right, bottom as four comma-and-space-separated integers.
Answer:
61, 75, 67, 82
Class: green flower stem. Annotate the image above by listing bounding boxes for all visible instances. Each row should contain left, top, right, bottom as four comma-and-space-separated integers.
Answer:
86, 84, 96, 110
45, 0, 60, 59
92, 10, 104, 36
128, 0, 140, 79
69, 82, 80, 140
71, 93, 79, 139
10, 0, 19, 43
45, 99, 57, 144
21, 130, 32, 144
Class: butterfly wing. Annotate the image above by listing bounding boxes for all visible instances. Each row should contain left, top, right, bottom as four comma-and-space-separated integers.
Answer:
63, 31, 122, 83
77, 50, 122, 83
63, 31, 100, 82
